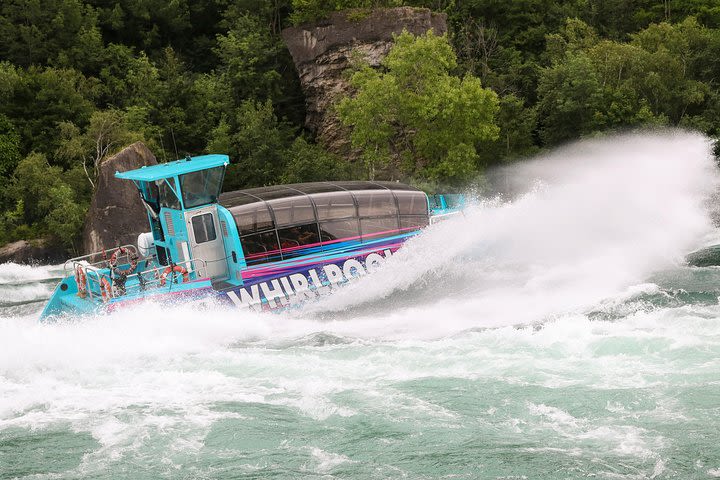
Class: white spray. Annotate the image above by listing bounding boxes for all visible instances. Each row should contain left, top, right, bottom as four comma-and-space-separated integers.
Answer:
296, 130, 719, 337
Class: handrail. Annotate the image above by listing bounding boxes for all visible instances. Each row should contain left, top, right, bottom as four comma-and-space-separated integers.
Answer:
81, 258, 207, 302
64, 244, 139, 273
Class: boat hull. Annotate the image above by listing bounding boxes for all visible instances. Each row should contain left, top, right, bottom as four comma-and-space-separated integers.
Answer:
41, 241, 405, 320
218, 246, 398, 311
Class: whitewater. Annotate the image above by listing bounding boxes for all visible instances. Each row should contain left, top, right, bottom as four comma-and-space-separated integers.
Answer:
2, 131, 720, 479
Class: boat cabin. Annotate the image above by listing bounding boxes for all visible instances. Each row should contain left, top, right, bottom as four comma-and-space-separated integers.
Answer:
117, 155, 431, 287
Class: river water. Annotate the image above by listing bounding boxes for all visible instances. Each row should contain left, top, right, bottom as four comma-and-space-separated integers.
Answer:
2, 132, 720, 479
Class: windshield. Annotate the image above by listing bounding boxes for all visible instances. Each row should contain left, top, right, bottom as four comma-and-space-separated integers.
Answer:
180, 166, 225, 208
158, 178, 181, 209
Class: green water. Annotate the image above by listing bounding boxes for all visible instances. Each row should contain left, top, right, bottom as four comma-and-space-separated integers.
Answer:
1, 277, 719, 479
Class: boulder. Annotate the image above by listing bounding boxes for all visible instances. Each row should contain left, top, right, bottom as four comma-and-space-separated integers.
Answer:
282, 7, 447, 155
0, 239, 65, 265
82, 142, 157, 254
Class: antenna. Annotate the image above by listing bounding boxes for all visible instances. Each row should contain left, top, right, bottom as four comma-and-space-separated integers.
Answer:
159, 136, 167, 163
171, 128, 178, 161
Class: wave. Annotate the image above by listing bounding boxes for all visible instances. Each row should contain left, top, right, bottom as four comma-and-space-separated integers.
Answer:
0, 262, 64, 285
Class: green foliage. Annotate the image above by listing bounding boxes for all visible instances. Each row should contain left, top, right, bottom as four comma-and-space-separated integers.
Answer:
290, 0, 404, 25
97, 46, 162, 109
214, 14, 284, 103
89, 0, 224, 72
44, 183, 87, 249
281, 137, 354, 183
0, 65, 96, 158
11, 153, 64, 224
2, 0, 720, 250
480, 94, 538, 162
7, 153, 87, 249
537, 19, 710, 146
0, 114, 21, 176
211, 100, 296, 191
56, 108, 154, 181
0, 0, 103, 72
338, 30, 499, 183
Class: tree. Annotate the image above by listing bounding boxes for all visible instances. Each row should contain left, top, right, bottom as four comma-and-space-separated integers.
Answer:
97, 45, 162, 109
0, 0, 108, 77
43, 183, 86, 250
0, 66, 96, 158
480, 94, 538, 162
55, 108, 151, 187
214, 14, 284, 104
290, 0, 404, 25
9, 152, 87, 249
280, 137, 353, 183
338, 30, 499, 183
0, 114, 21, 176
208, 99, 296, 190
537, 19, 704, 145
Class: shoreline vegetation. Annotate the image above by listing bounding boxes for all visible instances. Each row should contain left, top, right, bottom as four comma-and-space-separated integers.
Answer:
1, 0, 720, 256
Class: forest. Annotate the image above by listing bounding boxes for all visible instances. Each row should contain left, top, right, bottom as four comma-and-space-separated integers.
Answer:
1, 0, 720, 252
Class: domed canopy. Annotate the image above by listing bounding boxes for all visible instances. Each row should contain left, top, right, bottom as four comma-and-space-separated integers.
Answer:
220, 181, 430, 266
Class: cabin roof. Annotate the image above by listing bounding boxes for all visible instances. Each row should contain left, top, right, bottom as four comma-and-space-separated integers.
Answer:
115, 154, 230, 182
219, 181, 421, 208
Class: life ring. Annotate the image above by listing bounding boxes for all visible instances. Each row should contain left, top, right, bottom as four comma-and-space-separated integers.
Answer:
108, 247, 125, 266
75, 265, 87, 297
108, 247, 138, 275
100, 276, 112, 302
160, 265, 189, 286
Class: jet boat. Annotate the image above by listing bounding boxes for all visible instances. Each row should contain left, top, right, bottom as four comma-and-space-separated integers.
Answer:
40, 155, 464, 319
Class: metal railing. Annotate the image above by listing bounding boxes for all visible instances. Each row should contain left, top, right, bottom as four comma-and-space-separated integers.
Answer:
64, 245, 139, 274
82, 258, 207, 302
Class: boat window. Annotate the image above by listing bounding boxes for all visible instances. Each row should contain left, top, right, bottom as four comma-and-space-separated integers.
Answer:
394, 191, 428, 216
180, 166, 225, 208
360, 216, 400, 242
142, 181, 160, 213
319, 219, 360, 245
241, 231, 281, 266
231, 203, 274, 235
191, 213, 217, 244
269, 195, 316, 227
354, 190, 397, 217
158, 178, 181, 209
278, 223, 321, 258
399, 215, 429, 230
313, 191, 356, 220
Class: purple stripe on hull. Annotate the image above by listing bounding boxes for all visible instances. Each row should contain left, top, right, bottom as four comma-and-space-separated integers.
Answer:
241, 241, 404, 281
221, 246, 401, 311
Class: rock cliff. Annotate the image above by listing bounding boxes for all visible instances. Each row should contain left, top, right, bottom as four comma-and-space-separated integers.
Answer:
0, 239, 64, 264
282, 7, 447, 155
82, 142, 157, 254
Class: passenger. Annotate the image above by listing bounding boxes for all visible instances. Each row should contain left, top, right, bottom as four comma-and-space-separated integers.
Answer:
244, 241, 268, 263
298, 230, 318, 245
281, 237, 299, 249
281, 227, 302, 249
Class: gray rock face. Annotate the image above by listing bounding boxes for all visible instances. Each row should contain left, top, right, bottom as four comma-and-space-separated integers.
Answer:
0, 239, 64, 265
282, 7, 447, 155
82, 142, 157, 255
